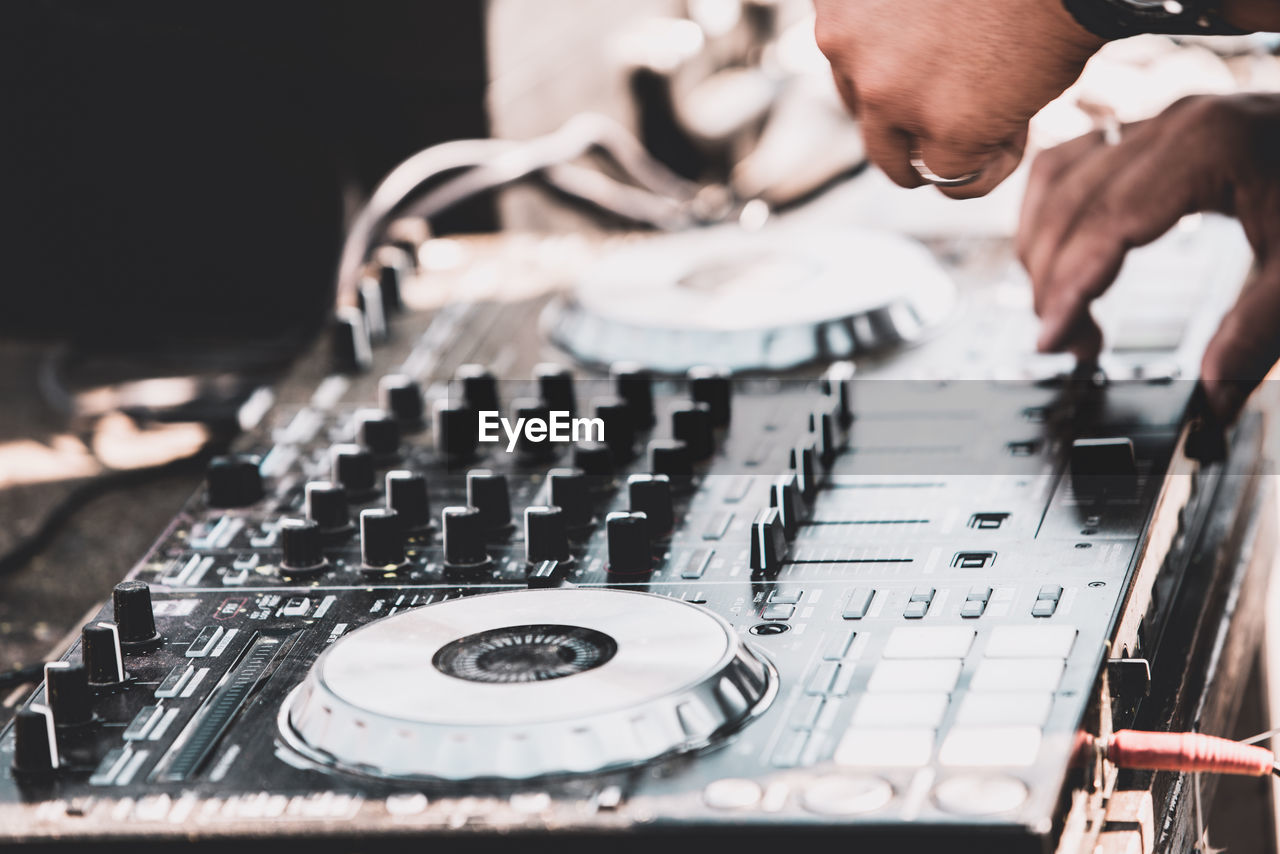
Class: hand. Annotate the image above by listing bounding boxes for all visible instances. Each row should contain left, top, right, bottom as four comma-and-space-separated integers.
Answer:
1018, 94, 1280, 422
813, 0, 1104, 199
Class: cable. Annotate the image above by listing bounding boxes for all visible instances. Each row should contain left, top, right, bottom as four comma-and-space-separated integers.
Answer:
335, 113, 707, 297
1102, 729, 1275, 777
0, 664, 43, 693
0, 445, 213, 579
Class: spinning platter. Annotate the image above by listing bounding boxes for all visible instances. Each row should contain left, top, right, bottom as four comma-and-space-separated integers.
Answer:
281, 589, 775, 781
543, 225, 957, 372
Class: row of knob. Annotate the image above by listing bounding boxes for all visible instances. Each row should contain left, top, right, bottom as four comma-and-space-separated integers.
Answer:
276, 467, 674, 578
12, 582, 162, 776
204, 360, 758, 509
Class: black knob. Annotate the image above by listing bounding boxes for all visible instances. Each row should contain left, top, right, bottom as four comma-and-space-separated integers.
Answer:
331, 444, 377, 498
791, 443, 819, 501
280, 518, 326, 573
649, 439, 694, 488
434, 400, 476, 462
361, 509, 406, 570
572, 441, 615, 480
612, 362, 656, 428
809, 409, 841, 468
379, 374, 425, 429
548, 467, 594, 535
82, 622, 125, 686
466, 470, 512, 531
525, 506, 571, 563
332, 306, 372, 374
750, 508, 788, 577
442, 506, 489, 568
606, 511, 652, 576
205, 455, 263, 508
672, 402, 714, 462
357, 410, 401, 459
628, 474, 674, 535
457, 364, 500, 415
304, 481, 352, 532
378, 262, 404, 314
527, 559, 570, 589
512, 398, 556, 460
689, 365, 732, 428
770, 475, 805, 539
535, 363, 576, 417
821, 361, 856, 427
594, 397, 636, 462
44, 662, 92, 727
1071, 437, 1138, 495
112, 581, 160, 651
357, 278, 388, 344
386, 471, 431, 532
11, 706, 58, 775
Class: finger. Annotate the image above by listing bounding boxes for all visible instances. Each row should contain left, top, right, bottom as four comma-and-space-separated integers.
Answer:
1201, 262, 1280, 423
858, 103, 924, 189
1016, 130, 1107, 267
1037, 132, 1221, 353
914, 127, 1028, 200
1023, 121, 1162, 313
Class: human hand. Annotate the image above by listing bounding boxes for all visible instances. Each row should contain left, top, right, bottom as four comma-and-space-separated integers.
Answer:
813, 0, 1104, 198
1018, 94, 1280, 421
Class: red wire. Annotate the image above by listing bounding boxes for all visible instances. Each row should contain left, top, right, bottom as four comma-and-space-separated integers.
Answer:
1105, 730, 1275, 777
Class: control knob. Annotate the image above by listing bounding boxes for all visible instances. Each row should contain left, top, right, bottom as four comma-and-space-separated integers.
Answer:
112, 581, 161, 651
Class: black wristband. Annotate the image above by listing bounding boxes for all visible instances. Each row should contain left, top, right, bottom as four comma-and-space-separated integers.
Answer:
1061, 0, 1247, 39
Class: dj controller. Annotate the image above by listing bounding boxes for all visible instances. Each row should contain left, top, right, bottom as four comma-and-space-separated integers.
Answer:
0, 213, 1264, 853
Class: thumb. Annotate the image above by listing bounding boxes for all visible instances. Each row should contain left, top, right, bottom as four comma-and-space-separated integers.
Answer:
1200, 261, 1280, 424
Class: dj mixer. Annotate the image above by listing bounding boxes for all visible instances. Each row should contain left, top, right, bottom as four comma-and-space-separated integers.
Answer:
0, 213, 1263, 853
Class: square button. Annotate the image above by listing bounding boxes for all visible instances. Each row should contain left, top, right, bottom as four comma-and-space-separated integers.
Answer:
903, 600, 930, 620
762, 603, 796, 621
1037, 585, 1064, 602
882, 627, 975, 659
939, 726, 1042, 767
986, 626, 1077, 659
789, 695, 825, 729
823, 631, 856, 660
834, 728, 935, 768
770, 587, 804, 605
971, 658, 1064, 692
1031, 600, 1058, 618
852, 693, 950, 728
806, 662, 841, 694
868, 659, 962, 693
955, 692, 1053, 726
843, 588, 875, 620
960, 600, 985, 619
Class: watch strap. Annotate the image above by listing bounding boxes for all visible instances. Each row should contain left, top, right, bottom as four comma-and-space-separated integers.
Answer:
1061, 0, 1247, 39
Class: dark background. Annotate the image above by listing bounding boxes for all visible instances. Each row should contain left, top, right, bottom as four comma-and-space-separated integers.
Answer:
0, 1, 492, 349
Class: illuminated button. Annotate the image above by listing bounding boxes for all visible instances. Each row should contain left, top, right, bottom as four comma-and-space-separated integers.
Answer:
852, 693, 949, 728
986, 626, 1077, 659
834, 729, 934, 768
882, 627, 974, 659
939, 726, 1042, 767
955, 693, 1053, 727
867, 659, 961, 693
970, 658, 1065, 692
